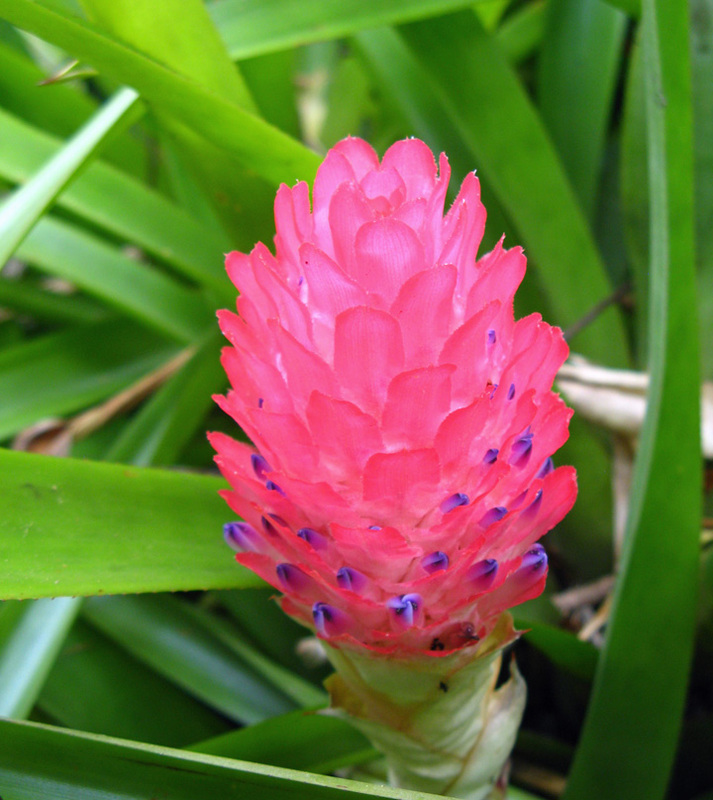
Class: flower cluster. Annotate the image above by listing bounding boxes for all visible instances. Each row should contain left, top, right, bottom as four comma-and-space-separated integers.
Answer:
211, 137, 576, 657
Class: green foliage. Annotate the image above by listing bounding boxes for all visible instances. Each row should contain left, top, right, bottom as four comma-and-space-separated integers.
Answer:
0, 1, 706, 799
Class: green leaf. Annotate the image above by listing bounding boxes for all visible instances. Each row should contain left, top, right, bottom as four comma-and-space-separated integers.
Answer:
0, 86, 138, 269
39, 619, 231, 746
17, 215, 213, 342
515, 619, 598, 683
0, 274, 106, 324
361, 13, 630, 365
191, 709, 376, 774
0, 106, 232, 292
0, 447, 263, 600
0, 0, 321, 186
0, 40, 146, 176
537, 0, 627, 219
0, 717, 445, 800
562, 2, 701, 798
83, 595, 298, 724
0, 318, 179, 440
211, 0, 485, 60
105, 334, 226, 467
0, 597, 81, 718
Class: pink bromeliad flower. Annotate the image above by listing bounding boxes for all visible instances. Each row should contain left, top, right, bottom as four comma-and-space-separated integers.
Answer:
211, 137, 577, 797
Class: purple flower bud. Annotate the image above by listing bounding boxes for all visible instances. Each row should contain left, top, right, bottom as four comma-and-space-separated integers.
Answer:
510, 427, 533, 466
483, 448, 499, 465
251, 453, 271, 480
312, 602, 349, 636
336, 566, 367, 593
297, 527, 328, 550
440, 492, 470, 514
387, 593, 423, 628
276, 563, 311, 591
479, 506, 508, 528
258, 397, 264, 409
521, 489, 543, 521
487, 329, 496, 347
266, 480, 286, 495
521, 543, 547, 572
223, 521, 260, 552
261, 516, 278, 536
368, 525, 382, 531
421, 551, 449, 573
467, 558, 498, 590
536, 457, 555, 479
507, 383, 516, 400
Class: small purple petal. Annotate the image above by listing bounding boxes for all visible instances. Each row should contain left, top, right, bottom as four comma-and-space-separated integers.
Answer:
510, 490, 528, 510
467, 558, 498, 590
336, 566, 367, 592
312, 602, 348, 636
536, 457, 555, 479
489, 383, 499, 399
269, 514, 288, 527
251, 453, 271, 480
297, 527, 328, 550
276, 563, 310, 591
258, 397, 264, 409
507, 383, 516, 401
368, 525, 382, 531
387, 593, 422, 628
266, 480, 286, 496
223, 522, 260, 552
298, 276, 305, 287
480, 506, 508, 527
483, 448, 499, 465
421, 551, 449, 573
440, 492, 470, 514
487, 329, 496, 347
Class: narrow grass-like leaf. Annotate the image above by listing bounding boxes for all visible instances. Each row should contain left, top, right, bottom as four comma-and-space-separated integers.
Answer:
0, 717, 446, 800
515, 619, 598, 683
83, 594, 300, 724
0, 447, 263, 600
192, 710, 376, 774
178, 599, 326, 709
0, 318, 178, 440
0, 597, 81, 718
363, 14, 629, 365
0, 107, 232, 292
495, 0, 547, 64
537, 0, 626, 219
0, 87, 138, 269
106, 334, 226, 467
17, 215, 212, 342
0, 0, 321, 186
39, 619, 231, 746
211, 0, 485, 60
0, 40, 145, 175
0, 274, 106, 324
563, 2, 700, 798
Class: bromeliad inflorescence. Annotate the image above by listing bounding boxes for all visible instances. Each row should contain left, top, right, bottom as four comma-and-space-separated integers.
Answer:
210, 137, 577, 799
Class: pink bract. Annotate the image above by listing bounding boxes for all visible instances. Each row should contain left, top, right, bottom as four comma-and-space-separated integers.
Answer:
210, 137, 577, 657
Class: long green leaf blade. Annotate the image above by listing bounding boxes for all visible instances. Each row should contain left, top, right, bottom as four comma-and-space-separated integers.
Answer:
0, 0, 321, 186
0, 717, 447, 800
562, 1, 700, 797
0, 448, 263, 600
0, 87, 138, 269
0, 597, 81, 718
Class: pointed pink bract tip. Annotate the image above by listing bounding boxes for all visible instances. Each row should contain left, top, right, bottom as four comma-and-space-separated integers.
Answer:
211, 137, 577, 657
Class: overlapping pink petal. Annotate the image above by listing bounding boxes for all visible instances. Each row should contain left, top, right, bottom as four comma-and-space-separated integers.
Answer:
211, 137, 577, 657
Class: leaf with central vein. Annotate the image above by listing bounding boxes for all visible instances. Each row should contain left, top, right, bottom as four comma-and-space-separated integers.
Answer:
0, 0, 321, 187
0, 448, 264, 600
